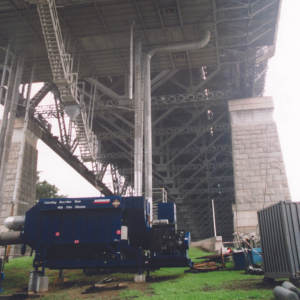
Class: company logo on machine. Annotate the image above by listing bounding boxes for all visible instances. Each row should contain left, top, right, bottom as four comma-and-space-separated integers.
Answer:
94, 199, 110, 204
44, 201, 57, 205
112, 199, 121, 208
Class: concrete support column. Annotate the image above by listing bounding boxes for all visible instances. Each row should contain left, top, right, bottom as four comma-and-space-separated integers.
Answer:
229, 97, 291, 234
0, 53, 25, 209
0, 118, 41, 233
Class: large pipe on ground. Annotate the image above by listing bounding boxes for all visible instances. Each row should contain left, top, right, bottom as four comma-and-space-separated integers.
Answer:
144, 31, 210, 221
273, 286, 299, 300
282, 282, 300, 297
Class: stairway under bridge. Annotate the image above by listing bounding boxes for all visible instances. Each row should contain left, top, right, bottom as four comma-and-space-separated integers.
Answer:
0, 0, 282, 241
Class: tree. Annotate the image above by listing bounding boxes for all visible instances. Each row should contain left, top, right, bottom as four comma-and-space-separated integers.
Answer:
36, 173, 67, 199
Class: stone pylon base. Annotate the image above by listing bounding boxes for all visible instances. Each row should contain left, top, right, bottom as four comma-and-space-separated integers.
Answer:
229, 97, 291, 234
0, 118, 41, 257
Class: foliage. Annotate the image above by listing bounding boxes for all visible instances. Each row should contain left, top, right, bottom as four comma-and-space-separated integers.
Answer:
36, 172, 67, 199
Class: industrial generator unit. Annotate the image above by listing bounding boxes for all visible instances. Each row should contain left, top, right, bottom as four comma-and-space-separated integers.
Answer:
2, 196, 192, 276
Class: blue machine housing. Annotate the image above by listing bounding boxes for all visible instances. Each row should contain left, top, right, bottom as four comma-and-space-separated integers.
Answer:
157, 203, 176, 225
150, 203, 191, 268
21, 196, 192, 274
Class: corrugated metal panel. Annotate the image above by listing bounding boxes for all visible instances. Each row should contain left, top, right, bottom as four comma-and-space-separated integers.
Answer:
258, 201, 300, 279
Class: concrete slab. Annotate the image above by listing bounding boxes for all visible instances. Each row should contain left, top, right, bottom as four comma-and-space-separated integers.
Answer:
134, 274, 146, 283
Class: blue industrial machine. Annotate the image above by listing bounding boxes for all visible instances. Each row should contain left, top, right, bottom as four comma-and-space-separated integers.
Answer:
15, 196, 192, 275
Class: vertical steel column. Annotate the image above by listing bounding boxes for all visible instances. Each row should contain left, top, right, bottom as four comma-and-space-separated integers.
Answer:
0, 41, 11, 102
12, 64, 36, 205
128, 22, 135, 100
0, 53, 25, 209
134, 38, 143, 196
0, 61, 16, 164
144, 53, 153, 221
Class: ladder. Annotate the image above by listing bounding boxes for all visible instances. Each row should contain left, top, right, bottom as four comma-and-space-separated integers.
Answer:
35, 0, 98, 162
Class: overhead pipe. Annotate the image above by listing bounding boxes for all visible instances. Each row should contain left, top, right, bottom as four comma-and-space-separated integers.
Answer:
134, 38, 143, 196
144, 31, 210, 222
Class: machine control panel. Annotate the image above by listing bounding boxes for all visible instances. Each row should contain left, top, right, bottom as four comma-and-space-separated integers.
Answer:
38, 197, 123, 210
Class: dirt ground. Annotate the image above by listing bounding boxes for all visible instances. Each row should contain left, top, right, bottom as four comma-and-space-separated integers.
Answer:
35, 273, 155, 299
52, 282, 148, 299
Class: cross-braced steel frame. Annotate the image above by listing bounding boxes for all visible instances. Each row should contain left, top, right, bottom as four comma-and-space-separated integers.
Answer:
0, 0, 281, 240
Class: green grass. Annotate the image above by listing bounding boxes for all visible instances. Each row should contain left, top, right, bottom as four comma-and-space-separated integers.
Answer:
139, 272, 274, 300
2, 256, 33, 291
0, 247, 280, 299
117, 247, 276, 300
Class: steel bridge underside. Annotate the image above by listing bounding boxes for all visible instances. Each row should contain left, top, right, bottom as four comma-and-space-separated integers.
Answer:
0, 0, 281, 240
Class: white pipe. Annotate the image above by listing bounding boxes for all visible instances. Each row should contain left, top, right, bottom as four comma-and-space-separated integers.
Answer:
134, 38, 143, 196
144, 31, 210, 222
147, 31, 211, 59
212, 199, 217, 237
129, 22, 134, 100
4, 215, 25, 231
144, 56, 152, 221
12, 64, 36, 205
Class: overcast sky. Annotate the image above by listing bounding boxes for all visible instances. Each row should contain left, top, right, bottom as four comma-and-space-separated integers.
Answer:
265, 0, 300, 201
36, 0, 300, 200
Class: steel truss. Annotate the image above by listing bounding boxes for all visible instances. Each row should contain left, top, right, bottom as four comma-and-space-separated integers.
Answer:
35, 83, 235, 239
89, 95, 235, 240
11, 0, 280, 241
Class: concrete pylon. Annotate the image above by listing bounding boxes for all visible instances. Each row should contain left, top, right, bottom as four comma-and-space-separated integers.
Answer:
229, 97, 291, 234
0, 118, 41, 233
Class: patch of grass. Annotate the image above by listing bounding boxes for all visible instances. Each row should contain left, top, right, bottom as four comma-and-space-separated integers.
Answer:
144, 271, 274, 300
4, 255, 33, 270
1, 256, 33, 293
187, 246, 211, 260
43, 292, 73, 300
0, 247, 279, 299
136, 247, 274, 300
